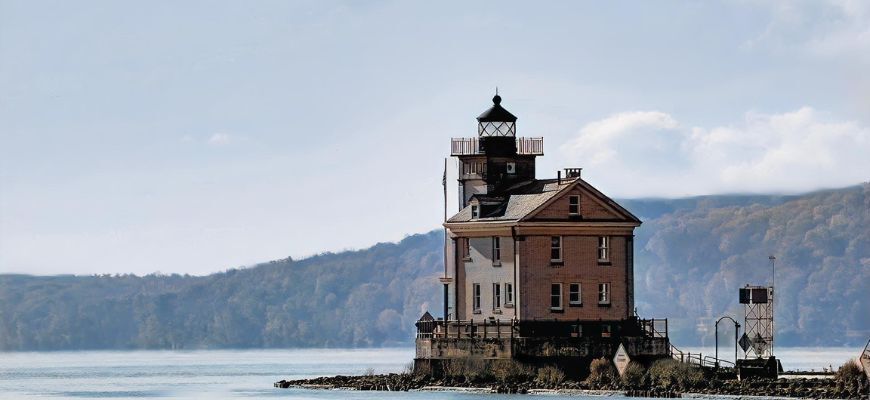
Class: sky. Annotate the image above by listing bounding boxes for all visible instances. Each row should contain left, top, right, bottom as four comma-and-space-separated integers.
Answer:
1, 0, 868, 276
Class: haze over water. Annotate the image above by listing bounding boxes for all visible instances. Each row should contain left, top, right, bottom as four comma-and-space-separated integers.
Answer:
0, 347, 858, 399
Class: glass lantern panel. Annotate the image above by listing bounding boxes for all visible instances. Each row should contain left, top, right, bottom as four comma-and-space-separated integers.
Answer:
478, 121, 516, 136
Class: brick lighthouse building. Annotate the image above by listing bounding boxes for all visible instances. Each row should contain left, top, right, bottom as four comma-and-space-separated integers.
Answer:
416, 94, 670, 376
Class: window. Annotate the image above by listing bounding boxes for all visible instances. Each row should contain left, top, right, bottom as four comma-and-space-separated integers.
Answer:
550, 236, 562, 262
598, 236, 610, 262
506, 162, 516, 174
598, 283, 610, 305
550, 283, 562, 310
473, 283, 481, 312
462, 238, 471, 260
505, 283, 513, 305
601, 324, 612, 338
492, 237, 501, 264
492, 283, 501, 309
569, 283, 582, 305
471, 205, 479, 219
569, 195, 579, 215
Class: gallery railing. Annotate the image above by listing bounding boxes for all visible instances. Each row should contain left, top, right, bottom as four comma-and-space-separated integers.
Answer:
450, 137, 544, 156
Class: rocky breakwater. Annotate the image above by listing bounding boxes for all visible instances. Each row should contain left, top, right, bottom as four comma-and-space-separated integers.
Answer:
274, 358, 868, 398
275, 373, 428, 392
688, 377, 867, 399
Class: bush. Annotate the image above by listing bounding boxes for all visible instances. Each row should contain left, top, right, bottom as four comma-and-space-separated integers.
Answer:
491, 360, 534, 383
586, 357, 618, 388
536, 365, 566, 386
835, 359, 867, 393
835, 359, 864, 381
405, 360, 430, 377
620, 361, 646, 389
441, 357, 491, 383
647, 358, 704, 390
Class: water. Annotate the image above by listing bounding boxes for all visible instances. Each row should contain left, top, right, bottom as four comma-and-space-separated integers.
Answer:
0, 347, 860, 399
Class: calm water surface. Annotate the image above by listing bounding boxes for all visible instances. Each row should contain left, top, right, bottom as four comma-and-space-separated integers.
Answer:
0, 347, 860, 399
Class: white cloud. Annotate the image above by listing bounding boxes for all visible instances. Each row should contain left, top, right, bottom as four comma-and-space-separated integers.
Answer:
805, 1, 870, 61
746, 0, 870, 63
207, 133, 231, 146
560, 107, 870, 197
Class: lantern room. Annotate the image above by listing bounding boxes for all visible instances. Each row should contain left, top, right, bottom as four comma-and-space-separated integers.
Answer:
477, 94, 517, 137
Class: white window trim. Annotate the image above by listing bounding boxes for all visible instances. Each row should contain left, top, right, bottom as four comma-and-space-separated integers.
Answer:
550, 236, 563, 263
472, 283, 482, 313
598, 282, 611, 305
462, 238, 472, 261
598, 236, 610, 262
550, 283, 563, 310
505, 282, 514, 306
470, 205, 479, 219
569, 283, 582, 305
492, 283, 501, 311
492, 236, 501, 266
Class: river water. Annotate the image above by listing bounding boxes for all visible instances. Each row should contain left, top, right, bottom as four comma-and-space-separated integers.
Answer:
0, 347, 860, 399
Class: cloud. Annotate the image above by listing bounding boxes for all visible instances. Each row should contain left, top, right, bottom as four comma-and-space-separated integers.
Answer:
561, 111, 680, 166
560, 107, 870, 197
804, 1, 870, 61
207, 133, 231, 146
746, 0, 870, 63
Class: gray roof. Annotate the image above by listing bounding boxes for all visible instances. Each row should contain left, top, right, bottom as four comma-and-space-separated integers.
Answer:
447, 178, 573, 223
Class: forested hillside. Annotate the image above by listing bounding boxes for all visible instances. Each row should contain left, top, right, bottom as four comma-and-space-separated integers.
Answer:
0, 184, 867, 350
626, 184, 869, 347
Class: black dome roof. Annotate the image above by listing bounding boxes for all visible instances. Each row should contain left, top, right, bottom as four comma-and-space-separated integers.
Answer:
477, 94, 517, 122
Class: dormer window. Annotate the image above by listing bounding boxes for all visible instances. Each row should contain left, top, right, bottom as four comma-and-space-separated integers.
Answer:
471, 205, 479, 219
569, 195, 579, 215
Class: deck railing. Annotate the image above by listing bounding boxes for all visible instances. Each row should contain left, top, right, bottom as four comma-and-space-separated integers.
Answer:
417, 317, 669, 340
670, 343, 735, 369
451, 137, 544, 156
639, 318, 668, 338
416, 319, 518, 340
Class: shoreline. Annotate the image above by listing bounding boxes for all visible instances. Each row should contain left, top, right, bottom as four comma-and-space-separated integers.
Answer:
274, 373, 866, 398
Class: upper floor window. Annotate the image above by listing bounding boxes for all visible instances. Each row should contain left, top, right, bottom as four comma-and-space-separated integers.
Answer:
598, 283, 611, 305
569, 195, 580, 215
550, 283, 563, 310
492, 283, 501, 310
472, 283, 482, 312
598, 236, 610, 262
492, 237, 501, 264
569, 283, 582, 305
550, 236, 562, 262
462, 238, 471, 260
471, 205, 479, 219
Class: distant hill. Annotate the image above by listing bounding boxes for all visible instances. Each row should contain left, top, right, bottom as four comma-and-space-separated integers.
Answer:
0, 184, 867, 351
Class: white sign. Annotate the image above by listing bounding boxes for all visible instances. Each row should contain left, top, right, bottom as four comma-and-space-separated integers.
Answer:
613, 343, 631, 376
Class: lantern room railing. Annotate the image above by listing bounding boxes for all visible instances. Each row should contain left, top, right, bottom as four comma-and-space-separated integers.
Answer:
451, 137, 544, 156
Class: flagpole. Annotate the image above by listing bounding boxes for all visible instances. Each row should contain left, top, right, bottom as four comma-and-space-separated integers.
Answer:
442, 158, 449, 321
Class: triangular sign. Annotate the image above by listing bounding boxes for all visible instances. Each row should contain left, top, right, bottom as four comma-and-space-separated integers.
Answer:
613, 343, 631, 376
738, 333, 750, 352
